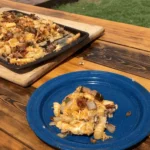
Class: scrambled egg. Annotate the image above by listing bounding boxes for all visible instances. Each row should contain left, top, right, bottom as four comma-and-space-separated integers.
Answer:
50, 86, 118, 141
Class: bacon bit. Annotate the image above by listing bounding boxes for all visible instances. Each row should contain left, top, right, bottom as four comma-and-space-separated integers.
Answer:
18, 37, 25, 43
27, 41, 34, 47
57, 27, 65, 34
2, 32, 13, 41
29, 14, 39, 20
24, 27, 37, 35
3, 11, 10, 16
79, 86, 104, 101
90, 138, 97, 144
50, 116, 54, 121
12, 51, 23, 59
105, 104, 115, 109
16, 44, 27, 53
77, 97, 87, 109
6, 32, 13, 39
80, 86, 91, 93
126, 111, 132, 117
95, 93, 104, 101
2, 11, 19, 23
21, 51, 28, 57
46, 44, 56, 52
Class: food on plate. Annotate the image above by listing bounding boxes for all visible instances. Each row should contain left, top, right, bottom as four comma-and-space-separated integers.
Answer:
126, 111, 132, 117
0, 11, 80, 65
50, 86, 118, 141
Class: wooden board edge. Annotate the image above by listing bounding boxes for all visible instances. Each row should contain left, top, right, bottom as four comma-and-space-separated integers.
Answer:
0, 7, 104, 87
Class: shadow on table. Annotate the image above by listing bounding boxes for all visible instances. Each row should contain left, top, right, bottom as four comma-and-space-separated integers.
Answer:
36, 0, 79, 8
125, 137, 150, 150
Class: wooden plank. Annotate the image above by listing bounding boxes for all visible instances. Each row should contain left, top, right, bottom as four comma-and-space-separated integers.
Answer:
0, 77, 34, 125
0, 78, 150, 150
0, 78, 34, 103
0, 94, 27, 125
0, 7, 103, 87
128, 137, 150, 150
32, 57, 150, 91
0, 129, 32, 150
0, 1, 150, 85
0, 111, 55, 150
0, 79, 54, 150
0, 0, 150, 52
79, 40, 150, 79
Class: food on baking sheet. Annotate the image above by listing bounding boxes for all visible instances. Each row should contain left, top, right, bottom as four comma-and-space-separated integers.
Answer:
50, 86, 118, 142
0, 11, 80, 65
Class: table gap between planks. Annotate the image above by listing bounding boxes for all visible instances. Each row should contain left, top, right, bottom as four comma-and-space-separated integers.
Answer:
0, 0, 150, 150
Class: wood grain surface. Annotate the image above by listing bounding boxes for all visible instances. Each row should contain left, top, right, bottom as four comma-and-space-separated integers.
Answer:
0, 78, 150, 150
0, 0, 150, 84
1, 0, 150, 52
32, 57, 150, 91
0, 1, 150, 150
80, 40, 150, 79
0, 78, 55, 150
0, 129, 31, 150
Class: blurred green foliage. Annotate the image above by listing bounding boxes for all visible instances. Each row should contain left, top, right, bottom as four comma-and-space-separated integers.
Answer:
54, 0, 150, 27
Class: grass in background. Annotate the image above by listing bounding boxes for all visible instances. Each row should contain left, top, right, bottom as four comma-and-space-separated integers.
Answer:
54, 0, 150, 28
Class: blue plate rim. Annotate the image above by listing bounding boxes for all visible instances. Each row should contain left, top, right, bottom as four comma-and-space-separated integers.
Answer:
27, 70, 150, 150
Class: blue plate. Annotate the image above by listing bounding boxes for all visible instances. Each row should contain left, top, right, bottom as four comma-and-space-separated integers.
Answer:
27, 71, 150, 150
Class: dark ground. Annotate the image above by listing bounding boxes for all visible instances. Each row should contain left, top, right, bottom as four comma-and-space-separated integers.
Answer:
36, 0, 79, 8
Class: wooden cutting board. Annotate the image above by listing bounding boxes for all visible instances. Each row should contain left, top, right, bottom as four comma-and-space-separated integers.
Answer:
0, 7, 104, 87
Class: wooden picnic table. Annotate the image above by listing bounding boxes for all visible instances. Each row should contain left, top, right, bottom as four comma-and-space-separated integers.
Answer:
0, 0, 150, 149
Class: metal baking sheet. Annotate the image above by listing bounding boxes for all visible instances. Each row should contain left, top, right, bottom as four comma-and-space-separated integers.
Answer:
0, 10, 89, 72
